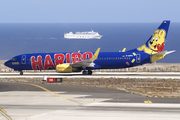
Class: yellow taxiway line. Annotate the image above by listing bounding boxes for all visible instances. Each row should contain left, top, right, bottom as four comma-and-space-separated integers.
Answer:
28, 84, 74, 101
0, 107, 11, 120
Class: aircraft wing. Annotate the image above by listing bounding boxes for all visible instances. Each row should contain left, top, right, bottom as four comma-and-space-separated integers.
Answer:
71, 48, 100, 68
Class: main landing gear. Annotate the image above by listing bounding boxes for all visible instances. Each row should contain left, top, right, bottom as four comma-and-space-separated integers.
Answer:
20, 71, 23, 75
82, 70, 92, 75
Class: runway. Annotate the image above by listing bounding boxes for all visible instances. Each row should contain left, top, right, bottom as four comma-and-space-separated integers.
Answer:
0, 82, 180, 120
0, 72, 180, 79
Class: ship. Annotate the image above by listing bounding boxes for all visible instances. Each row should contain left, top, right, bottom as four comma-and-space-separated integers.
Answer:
64, 30, 102, 39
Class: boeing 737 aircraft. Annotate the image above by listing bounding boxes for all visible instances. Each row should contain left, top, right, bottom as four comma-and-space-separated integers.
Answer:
4, 20, 174, 75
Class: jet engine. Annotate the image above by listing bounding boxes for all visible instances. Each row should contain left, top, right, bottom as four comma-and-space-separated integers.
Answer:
56, 64, 81, 73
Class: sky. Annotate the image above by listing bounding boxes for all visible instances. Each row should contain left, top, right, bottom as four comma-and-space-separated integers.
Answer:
0, 0, 180, 23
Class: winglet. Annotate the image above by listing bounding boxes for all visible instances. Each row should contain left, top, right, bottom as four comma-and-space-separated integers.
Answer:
91, 48, 100, 60
122, 48, 126, 52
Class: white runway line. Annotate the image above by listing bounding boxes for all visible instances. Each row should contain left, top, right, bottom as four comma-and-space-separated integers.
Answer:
84, 102, 180, 108
0, 75, 180, 79
19, 109, 180, 120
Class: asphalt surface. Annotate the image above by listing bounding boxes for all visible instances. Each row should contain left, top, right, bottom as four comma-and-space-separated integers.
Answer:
0, 82, 180, 104
0, 82, 180, 120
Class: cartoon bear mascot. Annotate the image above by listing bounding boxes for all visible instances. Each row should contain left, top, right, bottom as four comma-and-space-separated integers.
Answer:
137, 29, 166, 54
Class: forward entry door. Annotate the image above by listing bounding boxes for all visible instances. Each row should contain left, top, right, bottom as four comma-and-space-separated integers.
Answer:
21, 55, 26, 64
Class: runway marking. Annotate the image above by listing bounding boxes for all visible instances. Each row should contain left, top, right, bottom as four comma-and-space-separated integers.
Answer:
0, 95, 57, 97
0, 107, 11, 120
28, 84, 74, 101
74, 98, 111, 102
110, 99, 129, 102
144, 100, 152, 104
118, 99, 129, 101
8, 95, 15, 97
0, 108, 5, 113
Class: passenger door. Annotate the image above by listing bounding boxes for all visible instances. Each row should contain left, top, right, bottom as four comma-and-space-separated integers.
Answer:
21, 55, 26, 64
136, 54, 141, 63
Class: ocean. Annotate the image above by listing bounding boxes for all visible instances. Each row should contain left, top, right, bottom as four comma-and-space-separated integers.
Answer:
0, 23, 179, 63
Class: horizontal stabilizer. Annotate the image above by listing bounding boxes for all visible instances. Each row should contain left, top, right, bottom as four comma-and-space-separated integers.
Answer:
150, 50, 175, 63
150, 51, 167, 57
165, 50, 176, 55
151, 50, 175, 57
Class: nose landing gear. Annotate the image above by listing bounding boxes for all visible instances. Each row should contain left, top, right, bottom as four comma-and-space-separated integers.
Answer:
20, 71, 23, 75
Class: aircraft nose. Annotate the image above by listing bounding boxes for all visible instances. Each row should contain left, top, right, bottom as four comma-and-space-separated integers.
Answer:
4, 60, 11, 67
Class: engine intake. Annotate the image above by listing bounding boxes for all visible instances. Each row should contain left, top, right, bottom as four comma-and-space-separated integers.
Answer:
56, 64, 81, 73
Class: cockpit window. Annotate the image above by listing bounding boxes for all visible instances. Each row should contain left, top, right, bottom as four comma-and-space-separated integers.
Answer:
12, 58, 17, 61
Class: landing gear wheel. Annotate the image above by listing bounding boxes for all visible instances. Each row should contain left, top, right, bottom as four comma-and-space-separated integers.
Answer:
20, 71, 23, 75
88, 70, 92, 75
82, 70, 87, 75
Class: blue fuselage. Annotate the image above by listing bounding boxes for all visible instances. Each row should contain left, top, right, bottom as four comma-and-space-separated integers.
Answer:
4, 51, 151, 71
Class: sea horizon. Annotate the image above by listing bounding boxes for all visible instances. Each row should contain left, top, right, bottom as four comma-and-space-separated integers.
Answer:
0, 23, 179, 63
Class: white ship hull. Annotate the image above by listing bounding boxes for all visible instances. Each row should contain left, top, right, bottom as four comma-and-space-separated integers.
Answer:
64, 30, 102, 39
64, 34, 102, 39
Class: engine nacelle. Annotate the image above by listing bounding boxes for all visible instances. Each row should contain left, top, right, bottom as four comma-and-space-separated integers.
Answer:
56, 64, 81, 73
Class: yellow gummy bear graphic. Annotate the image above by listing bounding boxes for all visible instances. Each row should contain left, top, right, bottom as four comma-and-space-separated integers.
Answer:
137, 29, 166, 54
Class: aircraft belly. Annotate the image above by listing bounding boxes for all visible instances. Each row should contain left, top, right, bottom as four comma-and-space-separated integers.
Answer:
95, 60, 127, 69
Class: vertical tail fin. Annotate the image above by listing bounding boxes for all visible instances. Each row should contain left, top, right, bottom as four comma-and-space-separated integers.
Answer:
133, 20, 170, 54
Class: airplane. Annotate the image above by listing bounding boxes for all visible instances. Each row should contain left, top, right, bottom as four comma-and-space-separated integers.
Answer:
4, 20, 175, 75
